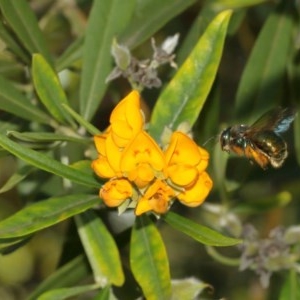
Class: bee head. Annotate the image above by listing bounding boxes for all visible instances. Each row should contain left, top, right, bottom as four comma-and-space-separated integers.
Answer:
220, 127, 232, 152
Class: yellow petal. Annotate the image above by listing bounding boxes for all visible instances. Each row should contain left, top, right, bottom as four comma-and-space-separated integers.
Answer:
177, 172, 213, 207
100, 179, 133, 207
121, 131, 165, 173
94, 134, 107, 156
91, 156, 116, 178
165, 131, 201, 166
105, 134, 122, 175
110, 90, 144, 147
110, 90, 141, 123
135, 180, 174, 215
166, 164, 198, 186
111, 121, 135, 148
128, 163, 155, 188
135, 197, 153, 215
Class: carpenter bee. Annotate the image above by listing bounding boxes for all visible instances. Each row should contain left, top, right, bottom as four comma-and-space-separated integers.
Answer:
220, 107, 296, 169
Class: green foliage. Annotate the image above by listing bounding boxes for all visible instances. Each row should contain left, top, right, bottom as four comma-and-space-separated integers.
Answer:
75, 210, 124, 286
149, 10, 232, 141
0, 0, 299, 299
235, 0, 294, 121
130, 215, 172, 300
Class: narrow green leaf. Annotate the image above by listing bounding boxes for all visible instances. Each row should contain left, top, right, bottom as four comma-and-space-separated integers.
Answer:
0, 19, 29, 63
0, 165, 33, 194
163, 211, 242, 246
279, 270, 300, 300
7, 131, 89, 145
0, 134, 100, 188
149, 10, 232, 141
28, 255, 91, 300
80, 0, 135, 121
56, 36, 83, 72
0, 194, 99, 238
171, 277, 211, 300
0, 236, 32, 254
38, 283, 101, 300
62, 104, 101, 135
287, 43, 300, 166
233, 191, 292, 214
75, 210, 124, 286
92, 286, 116, 300
32, 54, 75, 126
130, 215, 171, 300
120, 0, 196, 48
235, 1, 294, 120
0, 118, 19, 133
176, 4, 218, 67
212, 144, 227, 184
0, 0, 53, 65
0, 75, 51, 124
210, 0, 267, 9
294, 109, 300, 166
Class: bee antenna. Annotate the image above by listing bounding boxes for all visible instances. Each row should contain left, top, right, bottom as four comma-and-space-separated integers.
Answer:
202, 134, 219, 146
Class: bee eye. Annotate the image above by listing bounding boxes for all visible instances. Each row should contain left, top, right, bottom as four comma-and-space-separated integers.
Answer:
220, 128, 231, 149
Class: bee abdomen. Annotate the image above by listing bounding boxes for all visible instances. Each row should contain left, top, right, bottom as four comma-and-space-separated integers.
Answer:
254, 132, 287, 168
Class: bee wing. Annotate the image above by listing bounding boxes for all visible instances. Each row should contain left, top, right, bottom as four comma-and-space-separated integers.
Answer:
274, 108, 297, 133
247, 107, 296, 134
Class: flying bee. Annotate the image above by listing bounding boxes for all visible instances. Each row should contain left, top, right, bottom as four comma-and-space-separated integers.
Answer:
220, 107, 297, 169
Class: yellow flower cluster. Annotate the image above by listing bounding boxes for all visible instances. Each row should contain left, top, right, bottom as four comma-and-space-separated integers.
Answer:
91, 90, 213, 215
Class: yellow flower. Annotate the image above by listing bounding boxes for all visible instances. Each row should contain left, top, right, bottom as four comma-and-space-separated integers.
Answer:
91, 155, 116, 178
177, 171, 213, 207
100, 179, 133, 207
91, 90, 213, 216
110, 90, 144, 148
135, 180, 175, 215
120, 131, 165, 188
164, 131, 209, 186
91, 130, 123, 178
93, 131, 108, 156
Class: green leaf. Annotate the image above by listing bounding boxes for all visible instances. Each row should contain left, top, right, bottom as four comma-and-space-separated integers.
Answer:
287, 39, 300, 166
235, 1, 294, 120
171, 277, 211, 300
210, 0, 267, 9
149, 10, 232, 141
0, 0, 53, 65
61, 104, 101, 136
0, 165, 33, 194
92, 286, 117, 300
38, 283, 101, 300
0, 134, 100, 188
0, 236, 32, 254
80, 0, 135, 121
0, 75, 51, 124
75, 210, 124, 286
32, 54, 76, 126
28, 255, 91, 300
294, 108, 300, 166
163, 211, 242, 246
7, 131, 89, 145
233, 191, 292, 214
0, 19, 29, 63
279, 270, 300, 300
120, 0, 196, 48
0, 194, 99, 239
130, 215, 171, 300
0, 118, 19, 133
175, 4, 218, 67
56, 36, 83, 72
